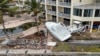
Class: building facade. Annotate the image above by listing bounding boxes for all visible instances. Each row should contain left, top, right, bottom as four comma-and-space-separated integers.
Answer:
11, 0, 100, 33
41, 0, 100, 32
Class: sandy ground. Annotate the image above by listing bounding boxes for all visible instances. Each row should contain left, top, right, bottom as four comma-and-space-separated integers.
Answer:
0, 15, 54, 42
0, 18, 34, 29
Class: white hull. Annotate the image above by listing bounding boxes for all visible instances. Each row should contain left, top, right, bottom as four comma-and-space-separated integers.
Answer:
45, 22, 71, 41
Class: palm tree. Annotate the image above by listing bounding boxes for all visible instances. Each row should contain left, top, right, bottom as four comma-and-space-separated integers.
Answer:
26, 0, 44, 34
0, 0, 18, 44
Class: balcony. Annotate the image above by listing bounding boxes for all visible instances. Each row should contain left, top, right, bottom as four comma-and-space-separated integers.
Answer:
58, 12, 70, 18
13, 0, 26, 2
41, 0, 45, 4
47, 0, 56, 6
47, 9, 56, 15
58, 2, 71, 7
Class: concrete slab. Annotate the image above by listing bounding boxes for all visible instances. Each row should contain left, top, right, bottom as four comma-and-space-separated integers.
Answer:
0, 50, 7, 54
8, 49, 27, 54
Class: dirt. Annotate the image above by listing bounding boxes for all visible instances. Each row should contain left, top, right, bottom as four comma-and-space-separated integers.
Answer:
71, 32, 100, 40
21, 31, 46, 41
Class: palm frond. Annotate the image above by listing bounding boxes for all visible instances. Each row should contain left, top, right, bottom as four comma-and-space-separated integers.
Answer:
26, 0, 41, 11
25, 0, 44, 15
8, 6, 18, 12
37, 6, 45, 13
0, 0, 9, 6
37, 0, 42, 9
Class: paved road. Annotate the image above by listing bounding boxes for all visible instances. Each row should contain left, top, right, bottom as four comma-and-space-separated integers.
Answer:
0, 49, 100, 55
0, 49, 51, 54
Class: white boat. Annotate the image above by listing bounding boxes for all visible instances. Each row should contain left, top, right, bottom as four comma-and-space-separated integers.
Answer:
45, 22, 86, 41
66, 25, 85, 33
68, 21, 85, 33
45, 22, 71, 41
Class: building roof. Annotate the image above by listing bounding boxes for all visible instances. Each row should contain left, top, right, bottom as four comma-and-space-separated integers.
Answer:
74, 3, 100, 9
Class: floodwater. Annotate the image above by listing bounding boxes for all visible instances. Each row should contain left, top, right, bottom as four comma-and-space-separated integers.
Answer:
0, 22, 38, 36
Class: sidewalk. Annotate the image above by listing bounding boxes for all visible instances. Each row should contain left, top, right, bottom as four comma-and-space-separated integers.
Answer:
0, 19, 46, 39
0, 18, 34, 29
0, 49, 51, 54
22, 23, 45, 37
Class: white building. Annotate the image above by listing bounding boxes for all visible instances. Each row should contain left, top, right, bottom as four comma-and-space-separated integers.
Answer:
12, 0, 26, 5
12, 0, 100, 32
40, 0, 100, 33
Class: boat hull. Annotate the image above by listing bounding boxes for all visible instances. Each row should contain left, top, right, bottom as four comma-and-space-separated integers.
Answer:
45, 22, 71, 41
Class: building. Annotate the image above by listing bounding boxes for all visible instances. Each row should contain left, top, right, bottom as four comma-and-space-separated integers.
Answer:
41, 0, 100, 33
10, 0, 27, 11
12, 0, 26, 6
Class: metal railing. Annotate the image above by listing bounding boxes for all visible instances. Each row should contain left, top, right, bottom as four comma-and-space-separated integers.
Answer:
41, 0, 45, 4
47, 0, 56, 5
58, 12, 70, 18
58, 2, 71, 6
47, 10, 56, 15
0, 32, 23, 39
0, 51, 100, 56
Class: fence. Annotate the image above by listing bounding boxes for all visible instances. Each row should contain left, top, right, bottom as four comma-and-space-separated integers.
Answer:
0, 51, 100, 56
0, 32, 23, 40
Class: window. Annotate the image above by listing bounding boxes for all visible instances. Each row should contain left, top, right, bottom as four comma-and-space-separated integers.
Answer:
64, 18, 70, 26
52, 6, 56, 11
64, 0, 71, 3
64, 8, 71, 14
95, 9, 100, 17
64, 0, 71, 5
73, 8, 82, 16
84, 9, 93, 17
52, 0, 56, 1
52, 16, 56, 22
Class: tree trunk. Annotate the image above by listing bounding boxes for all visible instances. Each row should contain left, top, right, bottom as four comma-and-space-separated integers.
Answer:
0, 10, 10, 39
34, 15, 39, 34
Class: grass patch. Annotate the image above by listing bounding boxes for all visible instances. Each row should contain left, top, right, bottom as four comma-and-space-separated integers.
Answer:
52, 42, 70, 52
71, 32, 95, 40
52, 42, 100, 52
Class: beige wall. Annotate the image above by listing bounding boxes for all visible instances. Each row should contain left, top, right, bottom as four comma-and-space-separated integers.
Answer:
58, 7, 64, 12
47, 5, 52, 10
44, 0, 100, 24
58, 0, 95, 5
72, 16, 100, 21
47, 14, 52, 21
58, 17, 63, 23
72, 0, 95, 6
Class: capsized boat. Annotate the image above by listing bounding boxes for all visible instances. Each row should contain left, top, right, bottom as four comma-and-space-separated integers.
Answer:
45, 22, 71, 41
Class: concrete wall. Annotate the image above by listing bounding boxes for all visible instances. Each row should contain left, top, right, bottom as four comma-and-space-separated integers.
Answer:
43, 0, 100, 25
72, 0, 95, 6
58, 7, 64, 13
58, 17, 63, 23
47, 5, 52, 10
72, 16, 100, 21
47, 14, 52, 21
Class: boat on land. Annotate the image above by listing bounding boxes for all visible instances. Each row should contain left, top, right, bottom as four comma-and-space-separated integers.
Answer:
45, 22, 85, 41
45, 22, 71, 41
